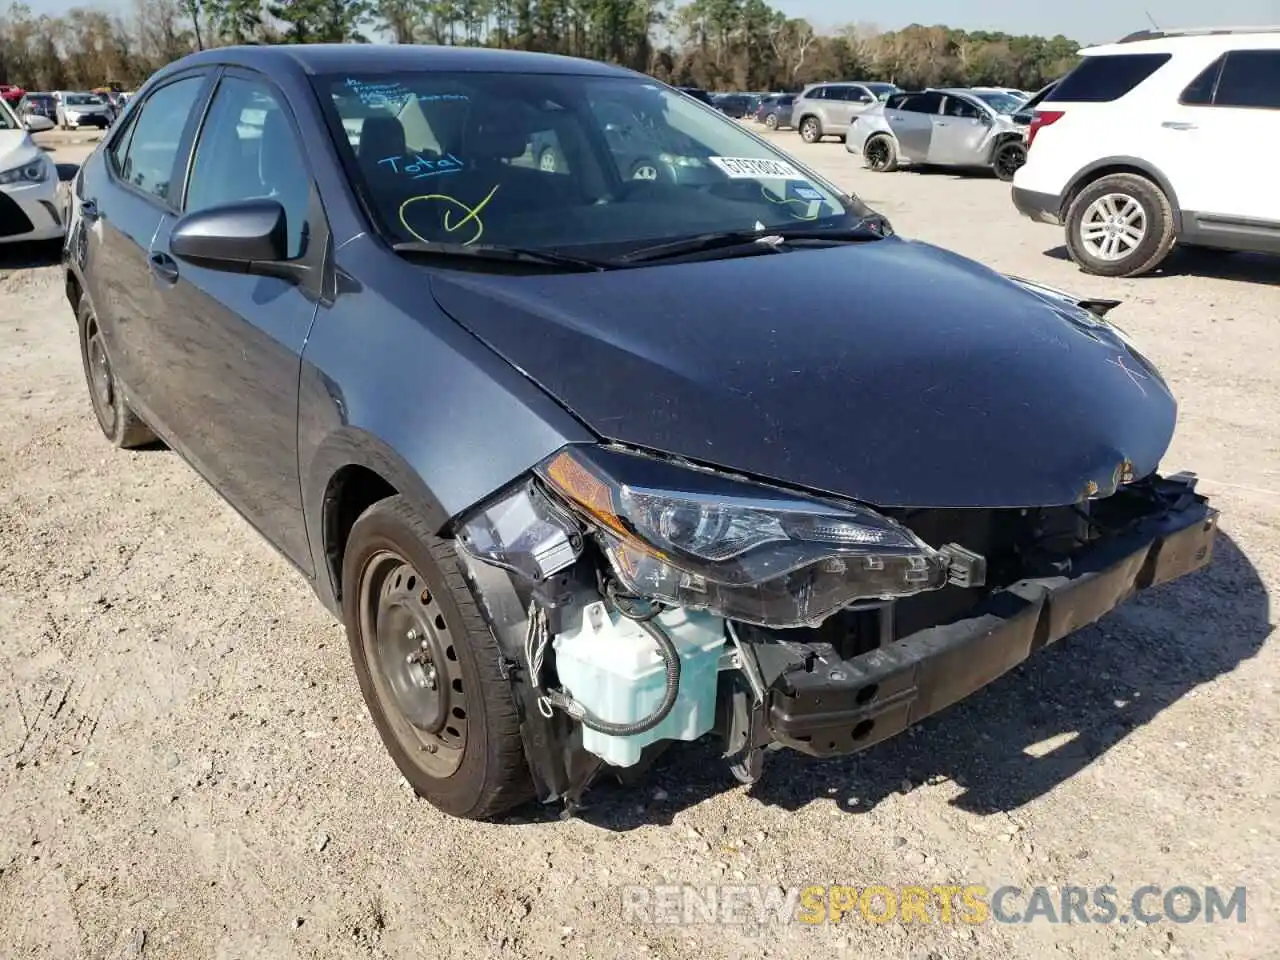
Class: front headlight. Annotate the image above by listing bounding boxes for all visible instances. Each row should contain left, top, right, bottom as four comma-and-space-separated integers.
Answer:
0, 158, 48, 185
534, 446, 947, 627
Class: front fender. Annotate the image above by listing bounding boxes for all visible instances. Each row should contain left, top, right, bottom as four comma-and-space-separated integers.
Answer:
296, 254, 595, 610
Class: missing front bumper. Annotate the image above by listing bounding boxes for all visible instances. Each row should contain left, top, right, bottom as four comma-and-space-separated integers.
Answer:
767, 477, 1219, 758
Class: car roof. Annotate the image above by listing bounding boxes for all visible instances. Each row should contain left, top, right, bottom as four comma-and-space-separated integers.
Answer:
166, 43, 637, 80
1083, 27, 1280, 56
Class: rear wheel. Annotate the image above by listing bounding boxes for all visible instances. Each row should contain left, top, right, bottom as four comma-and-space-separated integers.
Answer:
1065, 173, 1175, 278
343, 495, 533, 820
76, 294, 155, 448
993, 140, 1026, 182
799, 116, 822, 143
863, 135, 898, 172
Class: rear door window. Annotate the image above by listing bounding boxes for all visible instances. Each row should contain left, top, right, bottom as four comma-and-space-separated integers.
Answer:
1213, 50, 1280, 108
1049, 53, 1171, 102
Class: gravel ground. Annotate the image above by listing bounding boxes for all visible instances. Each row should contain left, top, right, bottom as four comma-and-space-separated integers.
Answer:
1, 131, 1276, 960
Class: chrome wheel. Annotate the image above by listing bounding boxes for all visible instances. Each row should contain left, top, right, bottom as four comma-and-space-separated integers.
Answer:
765, 113, 778, 129
1080, 193, 1147, 262
359, 550, 468, 778
631, 163, 659, 181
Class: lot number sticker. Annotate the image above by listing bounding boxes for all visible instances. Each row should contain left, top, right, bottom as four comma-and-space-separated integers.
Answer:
710, 156, 804, 180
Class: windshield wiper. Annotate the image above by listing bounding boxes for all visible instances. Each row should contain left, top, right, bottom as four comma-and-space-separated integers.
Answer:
614, 219, 890, 265
392, 241, 612, 272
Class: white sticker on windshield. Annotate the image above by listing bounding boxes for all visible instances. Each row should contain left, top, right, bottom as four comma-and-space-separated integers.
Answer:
709, 156, 803, 180
794, 186, 823, 201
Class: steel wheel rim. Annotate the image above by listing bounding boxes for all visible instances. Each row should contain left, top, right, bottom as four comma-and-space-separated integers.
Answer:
85, 322, 115, 432
866, 139, 889, 169
1081, 193, 1147, 262
801, 120, 818, 140
538, 150, 557, 173
359, 550, 467, 777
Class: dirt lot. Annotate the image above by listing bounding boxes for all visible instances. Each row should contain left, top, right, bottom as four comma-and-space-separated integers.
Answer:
1, 130, 1276, 960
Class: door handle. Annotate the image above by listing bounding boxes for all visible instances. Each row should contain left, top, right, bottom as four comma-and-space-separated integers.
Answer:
1161, 120, 1197, 130
149, 251, 179, 283
80, 198, 99, 221
936, 120, 949, 126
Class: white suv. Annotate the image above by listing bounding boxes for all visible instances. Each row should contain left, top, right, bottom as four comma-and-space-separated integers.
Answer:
1013, 27, 1280, 277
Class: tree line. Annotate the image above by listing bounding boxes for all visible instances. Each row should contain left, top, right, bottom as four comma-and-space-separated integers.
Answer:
0, 0, 1081, 95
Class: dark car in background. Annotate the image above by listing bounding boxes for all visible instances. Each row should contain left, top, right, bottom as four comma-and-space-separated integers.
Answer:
676, 85, 715, 106
713, 93, 753, 119
754, 93, 796, 129
18, 92, 57, 122
64, 43, 1217, 822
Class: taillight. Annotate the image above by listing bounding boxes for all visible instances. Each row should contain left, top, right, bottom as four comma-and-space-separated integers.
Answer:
1027, 110, 1064, 148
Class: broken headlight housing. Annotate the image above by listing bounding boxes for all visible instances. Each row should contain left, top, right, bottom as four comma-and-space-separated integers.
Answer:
530, 445, 947, 628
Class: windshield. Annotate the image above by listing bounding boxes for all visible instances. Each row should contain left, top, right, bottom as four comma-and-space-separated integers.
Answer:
319, 72, 860, 257
66, 94, 103, 106
972, 90, 1026, 114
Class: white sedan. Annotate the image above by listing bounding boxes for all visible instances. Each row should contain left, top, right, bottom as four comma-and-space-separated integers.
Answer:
0, 97, 64, 243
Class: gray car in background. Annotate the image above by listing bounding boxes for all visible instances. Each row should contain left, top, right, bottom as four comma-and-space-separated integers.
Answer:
792, 81, 900, 143
845, 88, 1028, 181
55, 92, 114, 130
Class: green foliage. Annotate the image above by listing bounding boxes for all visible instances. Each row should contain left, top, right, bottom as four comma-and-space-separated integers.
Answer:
0, 0, 1080, 93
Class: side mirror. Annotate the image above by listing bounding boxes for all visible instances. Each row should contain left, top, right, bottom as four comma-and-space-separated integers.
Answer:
170, 199, 306, 283
23, 114, 54, 133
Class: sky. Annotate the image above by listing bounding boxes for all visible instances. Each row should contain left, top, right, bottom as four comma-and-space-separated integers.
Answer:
18, 0, 1280, 47
773, 0, 1280, 45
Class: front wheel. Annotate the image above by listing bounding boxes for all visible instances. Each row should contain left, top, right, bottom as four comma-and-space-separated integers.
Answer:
863, 135, 898, 172
537, 147, 559, 174
343, 496, 533, 820
1064, 173, 1175, 278
992, 141, 1026, 182
798, 117, 822, 143
764, 113, 779, 130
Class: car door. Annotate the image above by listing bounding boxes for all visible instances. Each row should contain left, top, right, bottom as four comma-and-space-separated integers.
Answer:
83, 72, 211, 421
823, 86, 860, 132
883, 92, 940, 162
1162, 49, 1280, 225
147, 69, 324, 569
929, 94, 994, 165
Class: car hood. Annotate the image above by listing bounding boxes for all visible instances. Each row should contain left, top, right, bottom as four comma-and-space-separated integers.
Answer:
429, 237, 1177, 509
0, 130, 39, 169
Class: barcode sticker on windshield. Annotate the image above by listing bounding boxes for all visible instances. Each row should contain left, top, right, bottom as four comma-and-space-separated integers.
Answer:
709, 156, 804, 180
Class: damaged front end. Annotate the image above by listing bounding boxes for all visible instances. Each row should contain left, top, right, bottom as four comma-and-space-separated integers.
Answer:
454, 437, 1218, 816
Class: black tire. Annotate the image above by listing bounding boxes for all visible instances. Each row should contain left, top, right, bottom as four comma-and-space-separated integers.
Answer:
798, 116, 822, 143
342, 495, 533, 820
1064, 173, 1175, 278
764, 113, 779, 130
863, 134, 898, 172
993, 140, 1026, 182
76, 293, 156, 449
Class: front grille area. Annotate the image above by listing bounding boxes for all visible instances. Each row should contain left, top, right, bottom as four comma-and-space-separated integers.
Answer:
0, 191, 34, 238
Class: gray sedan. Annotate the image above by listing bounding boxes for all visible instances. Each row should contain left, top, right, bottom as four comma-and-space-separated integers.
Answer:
845, 88, 1028, 181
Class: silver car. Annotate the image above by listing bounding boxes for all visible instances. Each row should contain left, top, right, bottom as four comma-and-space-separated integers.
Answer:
55, 92, 113, 130
844, 88, 1028, 181
792, 81, 900, 144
